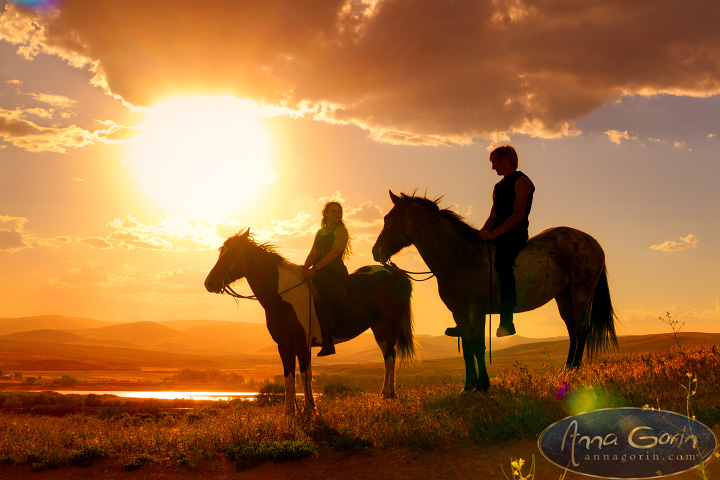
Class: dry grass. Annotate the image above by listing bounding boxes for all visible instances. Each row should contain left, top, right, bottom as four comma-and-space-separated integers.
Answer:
0, 344, 718, 472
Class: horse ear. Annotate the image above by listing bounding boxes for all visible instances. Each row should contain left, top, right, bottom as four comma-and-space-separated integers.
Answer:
240, 228, 250, 239
389, 190, 400, 205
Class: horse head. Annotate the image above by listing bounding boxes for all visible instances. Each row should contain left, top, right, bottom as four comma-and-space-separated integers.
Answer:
372, 190, 413, 263
204, 228, 251, 294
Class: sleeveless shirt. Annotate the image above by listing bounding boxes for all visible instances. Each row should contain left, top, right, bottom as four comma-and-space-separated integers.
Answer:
311, 227, 347, 274
491, 171, 535, 234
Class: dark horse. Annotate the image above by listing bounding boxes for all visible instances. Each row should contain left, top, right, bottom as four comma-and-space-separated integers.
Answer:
372, 192, 618, 392
205, 229, 416, 414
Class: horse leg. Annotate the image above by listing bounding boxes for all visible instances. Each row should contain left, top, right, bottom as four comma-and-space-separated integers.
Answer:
571, 295, 592, 367
297, 345, 315, 413
454, 311, 478, 392
371, 324, 397, 398
470, 307, 490, 392
277, 343, 296, 415
555, 287, 590, 368
555, 289, 578, 368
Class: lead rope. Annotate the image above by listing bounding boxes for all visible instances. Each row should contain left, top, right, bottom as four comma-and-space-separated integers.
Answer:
307, 278, 313, 351
488, 242, 492, 364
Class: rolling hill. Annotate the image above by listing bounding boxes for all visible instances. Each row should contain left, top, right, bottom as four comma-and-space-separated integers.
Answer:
0, 315, 718, 375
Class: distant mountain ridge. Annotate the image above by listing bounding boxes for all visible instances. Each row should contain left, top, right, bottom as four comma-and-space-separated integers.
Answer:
0, 315, 545, 361
0, 315, 718, 373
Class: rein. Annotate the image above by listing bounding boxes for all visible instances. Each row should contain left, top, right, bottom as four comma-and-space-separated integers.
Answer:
381, 242, 486, 281
383, 240, 495, 363
219, 241, 308, 301
381, 260, 436, 282
221, 278, 308, 301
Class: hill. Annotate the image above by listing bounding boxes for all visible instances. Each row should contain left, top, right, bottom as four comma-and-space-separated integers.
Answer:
0, 315, 109, 336
0, 315, 718, 376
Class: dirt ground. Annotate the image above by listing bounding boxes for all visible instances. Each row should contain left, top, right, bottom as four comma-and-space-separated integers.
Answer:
1, 436, 718, 480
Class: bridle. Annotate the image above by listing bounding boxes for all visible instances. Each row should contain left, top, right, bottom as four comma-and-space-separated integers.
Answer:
219, 241, 307, 301
378, 199, 488, 280
217, 238, 315, 357
378, 199, 496, 362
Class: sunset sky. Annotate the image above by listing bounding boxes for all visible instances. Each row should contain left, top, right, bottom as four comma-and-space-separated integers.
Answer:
1, 0, 719, 339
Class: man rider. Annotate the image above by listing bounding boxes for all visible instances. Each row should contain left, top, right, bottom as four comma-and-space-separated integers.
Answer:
446, 145, 534, 338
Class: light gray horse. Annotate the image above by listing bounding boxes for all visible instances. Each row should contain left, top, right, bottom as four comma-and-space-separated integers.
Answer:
372, 192, 618, 392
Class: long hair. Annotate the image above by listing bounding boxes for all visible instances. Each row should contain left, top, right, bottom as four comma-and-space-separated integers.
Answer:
320, 201, 353, 260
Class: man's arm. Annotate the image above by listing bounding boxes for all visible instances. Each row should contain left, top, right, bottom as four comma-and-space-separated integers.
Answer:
479, 177, 531, 240
480, 206, 496, 232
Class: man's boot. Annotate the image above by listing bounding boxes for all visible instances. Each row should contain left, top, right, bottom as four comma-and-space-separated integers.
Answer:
496, 305, 516, 337
318, 338, 335, 356
445, 327, 461, 337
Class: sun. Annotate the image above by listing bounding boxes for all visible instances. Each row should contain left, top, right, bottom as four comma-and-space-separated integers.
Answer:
128, 96, 276, 216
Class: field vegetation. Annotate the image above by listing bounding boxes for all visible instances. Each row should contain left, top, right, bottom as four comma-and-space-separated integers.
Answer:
1, 341, 719, 475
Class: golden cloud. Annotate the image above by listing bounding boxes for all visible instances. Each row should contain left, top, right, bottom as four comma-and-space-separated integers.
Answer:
2, 0, 718, 144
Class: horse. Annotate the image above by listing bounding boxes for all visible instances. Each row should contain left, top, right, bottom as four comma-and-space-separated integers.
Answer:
372, 191, 618, 393
205, 228, 416, 414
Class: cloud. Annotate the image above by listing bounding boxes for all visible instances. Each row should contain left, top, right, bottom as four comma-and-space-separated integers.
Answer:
650, 234, 698, 252
105, 215, 234, 250
604, 129, 638, 145
3, 0, 719, 144
0, 228, 30, 252
78, 237, 112, 249
0, 107, 129, 152
48, 258, 109, 288
108, 231, 174, 251
345, 201, 384, 232
36, 235, 72, 247
0, 214, 31, 252
28, 92, 79, 109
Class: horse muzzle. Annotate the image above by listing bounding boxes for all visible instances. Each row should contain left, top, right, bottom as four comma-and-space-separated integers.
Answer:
204, 275, 223, 294
372, 243, 388, 263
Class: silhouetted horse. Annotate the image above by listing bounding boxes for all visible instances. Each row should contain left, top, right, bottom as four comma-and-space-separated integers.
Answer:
372, 192, 618, 393
205, 229, 415, 414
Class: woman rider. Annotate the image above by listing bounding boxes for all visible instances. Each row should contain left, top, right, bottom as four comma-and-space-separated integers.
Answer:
302, 201, 352, 356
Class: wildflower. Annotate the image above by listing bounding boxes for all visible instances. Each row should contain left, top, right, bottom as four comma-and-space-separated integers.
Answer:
555, 381, 570, 399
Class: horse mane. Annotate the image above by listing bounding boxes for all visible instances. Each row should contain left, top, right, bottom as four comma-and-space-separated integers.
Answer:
399, 193, 481, 243
224, 232, 291, 266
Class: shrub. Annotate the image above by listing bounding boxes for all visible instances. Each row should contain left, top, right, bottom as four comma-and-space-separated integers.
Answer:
323, 382, 362, 397
225, 439, 318, 470
68, 444, 107, 467
255, 382, 285, 406
123, 454, 154, 471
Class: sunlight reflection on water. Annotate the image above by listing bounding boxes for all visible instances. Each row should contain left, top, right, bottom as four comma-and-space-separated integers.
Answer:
51, 391, 258, 401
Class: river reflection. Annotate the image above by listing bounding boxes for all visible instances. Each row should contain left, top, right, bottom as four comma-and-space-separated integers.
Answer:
51, 391, 258, 401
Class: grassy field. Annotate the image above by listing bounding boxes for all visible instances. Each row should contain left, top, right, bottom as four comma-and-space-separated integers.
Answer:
0, 342, 719, 476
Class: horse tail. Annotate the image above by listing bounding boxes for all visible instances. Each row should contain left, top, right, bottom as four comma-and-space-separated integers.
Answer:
394, 274, 417, 363
586, 265, 619, 358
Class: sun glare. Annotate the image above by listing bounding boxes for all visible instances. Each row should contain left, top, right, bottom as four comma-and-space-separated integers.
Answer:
129, 96, 276, 216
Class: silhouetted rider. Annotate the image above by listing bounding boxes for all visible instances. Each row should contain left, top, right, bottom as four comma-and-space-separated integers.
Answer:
478, 145, 535, 337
